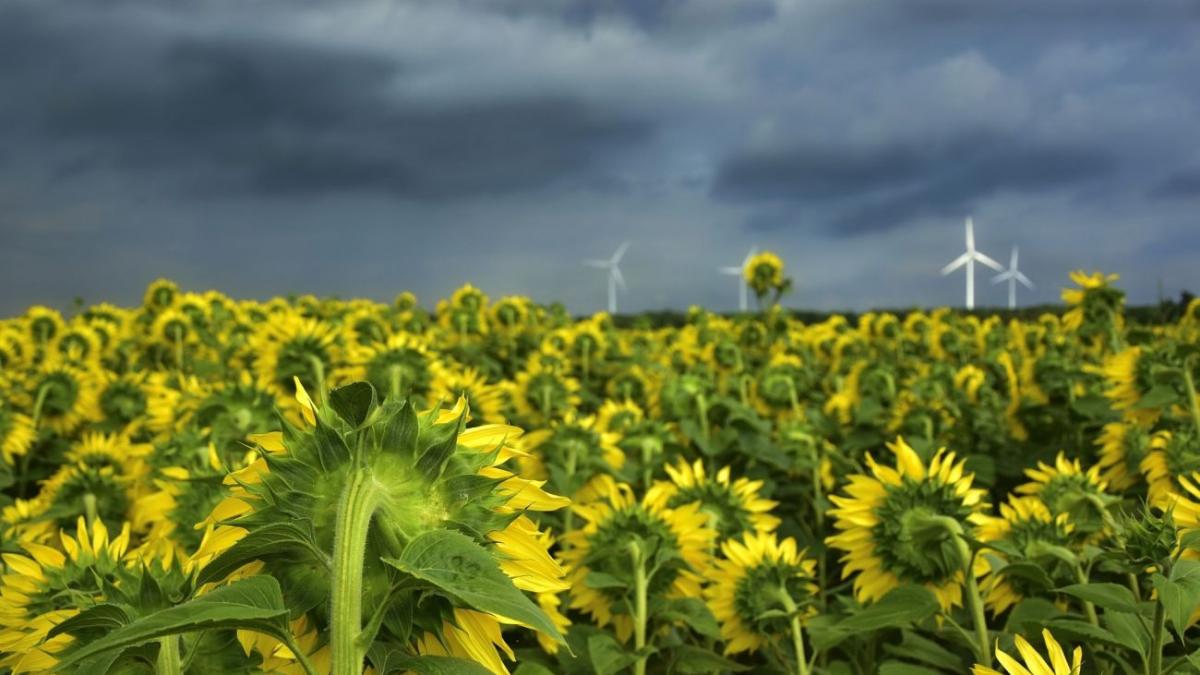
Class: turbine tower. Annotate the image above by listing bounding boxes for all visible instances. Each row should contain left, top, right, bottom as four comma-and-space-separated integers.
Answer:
719, 246, 757, 312
991, 245, 1035, 309
940, 217, 1003, 310
584, 241, 629, 314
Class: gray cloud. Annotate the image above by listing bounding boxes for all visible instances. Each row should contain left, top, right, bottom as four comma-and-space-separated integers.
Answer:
0, 0, 1198, 316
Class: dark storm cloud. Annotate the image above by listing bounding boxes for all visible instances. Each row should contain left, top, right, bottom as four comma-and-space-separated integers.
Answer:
1150, 167, 1200, 199
713, 134, 1113, 234
0, 4, 653, 200
1, 0, 1198, 315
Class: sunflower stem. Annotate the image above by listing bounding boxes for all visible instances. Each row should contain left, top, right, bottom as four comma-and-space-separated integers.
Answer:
952, 533, 990, 667
330, 469, 380, 675
694, 393, 709, 441
776, 588, 811, 675
1150, 593, 1166, 675
388, 365, 404, 402
283, 632, 321, 675
83, 493, 99, 527
1073, 562, 1100, 627
30, 382, 51, 430
155, 635, 181, 675
1181, 360, 1200, 437
305, 355, 327, 405
630, 541, 650, 675
810, 448, 827, 612
172, 326, 184, 372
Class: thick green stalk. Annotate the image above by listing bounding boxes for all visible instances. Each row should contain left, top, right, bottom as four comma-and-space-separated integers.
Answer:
156, 636, 181, 675
1073, 563, 1099, 627
811, 451, 827, 612
330, 470, 380, 675
1182, 362, 1200, 436
694, 393, 710, 441
1149, 597, 1166, 675
776, 589, 811, 675
305, 355, 327, 405
952, 532, 990, 667
83, 493, 99, 527
631, 543, 649, 675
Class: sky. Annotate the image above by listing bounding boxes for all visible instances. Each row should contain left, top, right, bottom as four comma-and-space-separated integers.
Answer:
2, 0, 1199, 316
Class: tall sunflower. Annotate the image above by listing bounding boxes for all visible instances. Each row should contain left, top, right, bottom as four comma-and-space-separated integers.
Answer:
827, 437, 989, 610
195, 379, 568, 675
1016, 453, 1115, 542
644, 459, 779, 540
706, 531, 818, 655
976, 496, 1076, 615
1095, 422, 1150, 491
561, 476, 715, 643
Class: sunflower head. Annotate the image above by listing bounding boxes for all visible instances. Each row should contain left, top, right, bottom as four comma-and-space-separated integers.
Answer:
26, 305, 65, 345
707, 531, 818, 655
562, 476, 715, 642
827, 437, 988, 610
977, 496, 1076, 615
1095, 422, 1150, 491
972, 628, 1082, 675
645, 459, 779, 540
744, 251, 790, 303
1016, 453, 1115, 541
143, 278, 180, 313
198, 379, 569, 671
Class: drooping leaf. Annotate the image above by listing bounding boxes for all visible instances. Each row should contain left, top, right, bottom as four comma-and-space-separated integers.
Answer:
196, 521, 327, 587
587, 633, 635, 675
671, 645, 750, 673
330, 381, 377, 428
839, 585, 940, 632
56, 576, 292, 673
1058, 583, 1140, 614
367, 644, 494, 675
656, 598, 721, 639
383, 530, 565, 644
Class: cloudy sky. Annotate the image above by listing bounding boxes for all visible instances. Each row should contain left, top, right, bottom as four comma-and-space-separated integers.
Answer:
2, 0, 1199, 316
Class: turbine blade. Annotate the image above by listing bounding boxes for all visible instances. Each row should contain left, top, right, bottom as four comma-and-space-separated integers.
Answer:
584, 259, 609, 268
611, 266, 626, 291
1011, 245, 1019, 268
611, 241, 630, 264
718, 266, 742, 275
742, 246, 757, 266
965, 217, 975, 251
940, 252, 971, 275
1016, 272, 1035, 289
973, 251, 1004, 271
991, 271, 1012, 283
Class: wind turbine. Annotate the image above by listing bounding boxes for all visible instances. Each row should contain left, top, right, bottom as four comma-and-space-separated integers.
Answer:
991, 245, 1035, 309
584, 242, 629, 314
940, 217, 1004, 310
719, 246, 757, 312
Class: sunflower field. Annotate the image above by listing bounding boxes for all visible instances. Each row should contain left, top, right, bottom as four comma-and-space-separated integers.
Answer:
2, 261, 1200, 675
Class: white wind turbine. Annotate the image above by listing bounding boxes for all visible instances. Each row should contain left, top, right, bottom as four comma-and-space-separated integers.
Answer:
719, 246, 757, 312
584, 241, 629, 314
991, 245, 1035, 309
940, 217, 1004, 310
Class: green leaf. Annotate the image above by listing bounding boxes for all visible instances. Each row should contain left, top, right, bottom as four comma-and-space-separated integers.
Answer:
1058, 583, 1140, 614
367, 644, 494, 675
48, 603, 132, 640
1151, 559, 1200, 633
1045, 619, 1127, 651
1004, 597, 1063, 634
383, 530, 565, 644
330, 381, 377, 427
883, 630, 963, 672
512, 664, 558, 675
416, 417, 463, 481
585, 571, 627, 590
671, 645, 750, 673
997, 561, 1055, 593
839, 585, 940, 632
1136, 384, 1181, 410
195, 521, 327, 587
656, 598, 721, 639
379, 399, 420, 454
56, 576, 292, 673
1104, 612, 1151, 658
878, 663, 944, 675
587, 633, 634, 675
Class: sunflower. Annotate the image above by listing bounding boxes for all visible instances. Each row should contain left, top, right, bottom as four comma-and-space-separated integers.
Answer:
972, 629, 1082, 675
143, 278, 180, 312
1095, 422, 1150, 491
1099, 347, 1158, 424
1016, 453, 1114, 542
744, 251, 786, 301
827, 437, 989, 610
511, 360, 582, 426
196, 380, 569, 675
430, 363, 506, 425
645, 459, 779, 540
605, 364, 653, 411
94, 371, 150, 435
595, 399, 645, 435
519, 413, 625, 501
49, 323, 103, 367
341, 306, 389, 347
338, 332, 437, 402
250, 313, 341, 405
561, 476, 715, 642
23, 360, 101, 435
25, 305, 65, 346
0, 517, 133, 673
1140, 429, 1200, 510
33, 432, 152, 535
0, 402, 36, 465
706, 531, 818, 655
752, 353, 810, 418
976, 496, 1076, 615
